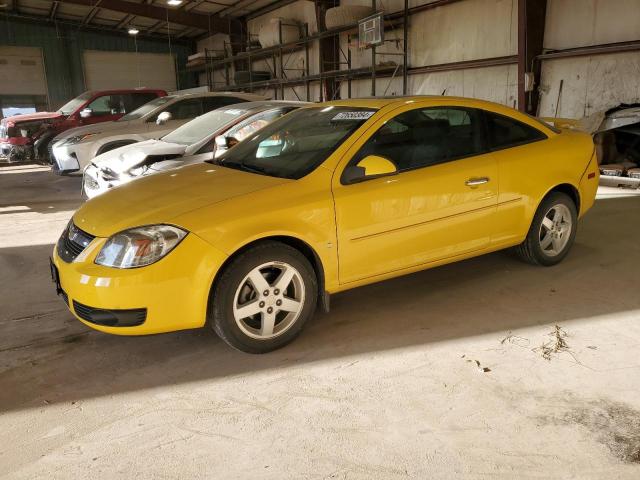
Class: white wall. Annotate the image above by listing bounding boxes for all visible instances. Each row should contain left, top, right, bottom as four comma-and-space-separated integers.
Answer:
83, 50, 176, 92
539, 0, 640, 117
197, 33, 233, 90
339, 0, 517, 104
544, 0, 640, 50
0, 46, 48, 96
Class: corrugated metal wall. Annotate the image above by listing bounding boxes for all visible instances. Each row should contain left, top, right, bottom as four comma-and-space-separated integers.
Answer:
0, 19, 195, 109
539, 0, 640, 117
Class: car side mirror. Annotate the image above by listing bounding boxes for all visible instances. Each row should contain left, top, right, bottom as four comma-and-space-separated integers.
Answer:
156, 111, 172, 125
80, 108, 93, 119
342, 155, 398, 184
215, 135, 239, 150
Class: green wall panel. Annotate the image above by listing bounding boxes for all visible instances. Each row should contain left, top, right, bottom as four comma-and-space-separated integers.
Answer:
0, 18, 195, 109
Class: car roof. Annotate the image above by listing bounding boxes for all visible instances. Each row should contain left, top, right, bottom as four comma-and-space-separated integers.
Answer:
83, 88, 166, 95
221, 100, 310, 112
319, 95, 514, 111
169, 91, 265, 100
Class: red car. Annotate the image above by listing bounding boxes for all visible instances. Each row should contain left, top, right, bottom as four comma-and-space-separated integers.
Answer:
0, 88, 166, 163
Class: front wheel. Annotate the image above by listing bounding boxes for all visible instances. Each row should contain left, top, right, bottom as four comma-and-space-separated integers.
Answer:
209, 241, 318, 353
515, 192, 578, 266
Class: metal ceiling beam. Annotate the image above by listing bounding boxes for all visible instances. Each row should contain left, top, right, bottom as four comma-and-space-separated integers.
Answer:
59, 0, 233, 33
116, 13, 133, 28
147, 20, 167, 34
82, 0, 102, 24
245, 0, 298, 20
1, 10, 194, 43
49, 1, 59, 19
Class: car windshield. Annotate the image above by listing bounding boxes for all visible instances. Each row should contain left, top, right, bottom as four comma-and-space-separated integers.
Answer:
118, 96, 175, 121
213, 106, 376, 179
161, 106, 249, 146
57, 92, 93, 116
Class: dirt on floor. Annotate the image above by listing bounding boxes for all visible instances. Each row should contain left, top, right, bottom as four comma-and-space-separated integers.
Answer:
1, 164, 640, 479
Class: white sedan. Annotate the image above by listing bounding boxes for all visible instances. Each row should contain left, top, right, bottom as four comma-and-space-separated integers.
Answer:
82, 101, 307, 198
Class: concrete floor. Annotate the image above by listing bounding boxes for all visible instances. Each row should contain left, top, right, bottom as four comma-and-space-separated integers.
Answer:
1, 164, 639, 479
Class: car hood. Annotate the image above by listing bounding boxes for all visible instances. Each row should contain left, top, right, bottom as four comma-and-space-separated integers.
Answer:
93, 139, 187, 173
54, 120, 135, 141
73, 163, 288, 237
2, 111, 64, 126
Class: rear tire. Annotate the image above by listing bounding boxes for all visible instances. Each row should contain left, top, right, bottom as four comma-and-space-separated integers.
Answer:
209, 241, 317, 354
515, 192, 577, 266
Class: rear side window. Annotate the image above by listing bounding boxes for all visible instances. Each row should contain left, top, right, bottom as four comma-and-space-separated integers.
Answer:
353, 107, 486, 172
86, 95, 122, 116
203, 96, 249, 112
484, 111, 547, 150
127, 92, 159, 112
165, 99, 203, 120
226, 108, 295, 143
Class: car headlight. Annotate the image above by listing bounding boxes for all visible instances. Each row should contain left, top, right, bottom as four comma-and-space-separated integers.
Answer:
65, 133, 97, 145
95, 225, 187, 268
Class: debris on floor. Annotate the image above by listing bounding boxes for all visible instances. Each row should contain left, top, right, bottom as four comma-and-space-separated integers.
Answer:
465, 358, 491, 373
534, 325, 570, 361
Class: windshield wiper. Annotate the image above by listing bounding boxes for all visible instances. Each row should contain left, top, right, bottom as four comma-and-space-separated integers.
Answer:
218, 159, 271, 176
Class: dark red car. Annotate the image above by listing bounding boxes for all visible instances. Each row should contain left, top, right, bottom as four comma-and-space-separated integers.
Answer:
0, 88, 166, 163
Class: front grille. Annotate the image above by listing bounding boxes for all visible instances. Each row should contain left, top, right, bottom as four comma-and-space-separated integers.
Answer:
56, 222, 95, 263
73, 301, 147, 327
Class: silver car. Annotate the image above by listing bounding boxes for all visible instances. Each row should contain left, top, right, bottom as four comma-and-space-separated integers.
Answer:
51, 91, 265, 175
82, 101, 308, 199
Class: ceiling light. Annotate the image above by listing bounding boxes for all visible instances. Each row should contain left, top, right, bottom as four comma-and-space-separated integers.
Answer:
128, 28, 139, 35
167, 0, 183, 5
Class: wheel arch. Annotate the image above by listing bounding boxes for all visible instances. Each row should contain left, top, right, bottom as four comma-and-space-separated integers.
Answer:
207, 235, 329, 318
542, 182, 581, 215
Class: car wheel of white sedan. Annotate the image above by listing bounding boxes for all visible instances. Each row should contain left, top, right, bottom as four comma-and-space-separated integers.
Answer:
515, 191, 578, 266
210, 241, 318, 353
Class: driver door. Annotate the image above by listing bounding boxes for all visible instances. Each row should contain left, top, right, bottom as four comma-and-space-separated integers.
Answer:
332, 103, 498, 285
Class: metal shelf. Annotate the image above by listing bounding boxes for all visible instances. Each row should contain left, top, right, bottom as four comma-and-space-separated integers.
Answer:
191, 3, 409, 101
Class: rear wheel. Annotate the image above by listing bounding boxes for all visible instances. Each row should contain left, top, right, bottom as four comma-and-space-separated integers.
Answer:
515, 192, 577, 266
209, 241, 317, 353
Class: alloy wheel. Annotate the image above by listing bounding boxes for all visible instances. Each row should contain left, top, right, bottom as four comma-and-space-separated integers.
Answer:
538, 203, 573, 257
232, 261, 305, 340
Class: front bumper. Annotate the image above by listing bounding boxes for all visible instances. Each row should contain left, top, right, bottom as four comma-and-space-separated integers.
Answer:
83, 164, 127, 199
0, 142, 33, 163
51, 142, 81, 174
52, 230, 228, 335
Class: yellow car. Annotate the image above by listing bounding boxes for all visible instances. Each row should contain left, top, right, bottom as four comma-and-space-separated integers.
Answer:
52, 96, 599, 353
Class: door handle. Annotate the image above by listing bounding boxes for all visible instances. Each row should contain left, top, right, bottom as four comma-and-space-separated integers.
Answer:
465, 177, 490, 187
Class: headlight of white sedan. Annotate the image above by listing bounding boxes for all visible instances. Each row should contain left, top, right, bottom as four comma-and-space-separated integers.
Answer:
95, 225, 187, 268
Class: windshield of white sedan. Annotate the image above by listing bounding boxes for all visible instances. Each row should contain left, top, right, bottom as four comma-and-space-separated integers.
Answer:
118, 96, 175, 121
161, 107, 248, 146
215, 107, 376, 179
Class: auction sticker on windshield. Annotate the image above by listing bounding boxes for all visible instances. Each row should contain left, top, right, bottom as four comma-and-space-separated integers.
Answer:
332, 111, 375, 121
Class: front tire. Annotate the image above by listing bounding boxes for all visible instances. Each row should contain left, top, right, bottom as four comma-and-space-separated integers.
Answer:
209, 241, 318, 353
515, 192, 578, 266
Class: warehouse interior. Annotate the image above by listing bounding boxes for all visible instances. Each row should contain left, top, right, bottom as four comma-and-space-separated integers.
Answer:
1, 0, 640, 478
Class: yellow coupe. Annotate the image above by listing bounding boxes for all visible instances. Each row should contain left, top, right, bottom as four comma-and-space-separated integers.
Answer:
52, 96, 599, 353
